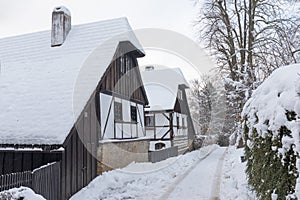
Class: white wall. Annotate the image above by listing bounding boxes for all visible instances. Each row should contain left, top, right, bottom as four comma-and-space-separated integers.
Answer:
137, 104, 145, 137
100, 93, 114, 138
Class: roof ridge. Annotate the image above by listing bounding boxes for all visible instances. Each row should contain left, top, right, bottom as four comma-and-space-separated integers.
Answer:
0, 17, 130, 41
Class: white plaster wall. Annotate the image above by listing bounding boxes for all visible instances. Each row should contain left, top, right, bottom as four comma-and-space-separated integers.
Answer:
122, 99, 131, 138
137, 104, 145, 137
100, 93, 114, 138
155, 113, 170, 139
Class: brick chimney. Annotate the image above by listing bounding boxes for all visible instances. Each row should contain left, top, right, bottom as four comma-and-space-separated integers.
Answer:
51, 6, 71, 47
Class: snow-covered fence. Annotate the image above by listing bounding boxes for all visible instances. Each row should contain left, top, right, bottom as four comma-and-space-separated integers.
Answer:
0, 171, 32, 191
149, 146, 178, 163
0, 162, 60, 200
32, 162, 61, 200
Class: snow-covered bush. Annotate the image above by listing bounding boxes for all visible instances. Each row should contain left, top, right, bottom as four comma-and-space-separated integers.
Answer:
0, 187, 45, 200
193, 135, 204, 150
242, 64, 300, 200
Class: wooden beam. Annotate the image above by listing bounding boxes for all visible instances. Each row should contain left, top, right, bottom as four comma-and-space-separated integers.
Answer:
160, 129, 171, 140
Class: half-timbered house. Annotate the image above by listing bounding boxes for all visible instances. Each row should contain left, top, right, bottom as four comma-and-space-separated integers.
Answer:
0, 6, 148, 199
141, 67, 196, 155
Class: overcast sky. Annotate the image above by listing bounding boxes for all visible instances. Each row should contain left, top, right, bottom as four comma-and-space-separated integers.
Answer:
0, 0, 213, 80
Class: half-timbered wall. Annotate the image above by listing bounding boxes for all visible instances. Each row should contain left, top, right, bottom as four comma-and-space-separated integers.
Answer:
98, 42, 147, 140
145, 111, 187, 140
99, 93, 145, 139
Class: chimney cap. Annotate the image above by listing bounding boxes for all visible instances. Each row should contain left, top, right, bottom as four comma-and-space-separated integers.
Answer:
53, 6, 71, 16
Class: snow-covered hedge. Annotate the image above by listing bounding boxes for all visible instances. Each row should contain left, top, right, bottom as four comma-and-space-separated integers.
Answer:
0, 187, 45, 200
242, 64, 300, 200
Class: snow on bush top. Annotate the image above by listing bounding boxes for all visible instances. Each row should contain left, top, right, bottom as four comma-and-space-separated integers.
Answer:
243, 63, 300, 140
0, 187, 45, 200
243, 63, 300, 199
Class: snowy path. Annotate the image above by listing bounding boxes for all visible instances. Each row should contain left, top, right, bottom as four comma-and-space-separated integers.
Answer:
70, 145, 255, 200
162, 147, 227, 200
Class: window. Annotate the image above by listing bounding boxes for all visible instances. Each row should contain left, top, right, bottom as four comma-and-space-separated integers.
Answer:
155, 142, 166, 150
182, 117, 185, 128
120, 55, 134, 76
177, 116, 180, 129
145, 115, 155, 127
126, 55, 131, 72
120, 55, 126, 75
114, 102, 123, 121
177, 90, 183, 100
131, 106, 137, 122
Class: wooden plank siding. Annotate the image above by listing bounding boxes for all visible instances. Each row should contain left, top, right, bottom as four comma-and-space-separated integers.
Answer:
32, 162, 61, 200
59, 42, 148, 199
99, 43, 148, 105
0, 151, 62, 175
173, 85, 196, 141
180, 85, 196, 141
61, 93, 99, 199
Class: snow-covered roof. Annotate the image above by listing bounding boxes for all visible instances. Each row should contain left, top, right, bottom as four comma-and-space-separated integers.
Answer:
141, 68, 189, 111
243, 63, 300, 138
0, 17, 143, 145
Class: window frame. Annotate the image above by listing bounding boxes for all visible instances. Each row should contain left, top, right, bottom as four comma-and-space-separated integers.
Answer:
145, 115, 155, 127
114, 102, 123, 121
131, 105, 137, 123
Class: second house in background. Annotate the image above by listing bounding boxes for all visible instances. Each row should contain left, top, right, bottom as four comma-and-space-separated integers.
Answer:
142, 67, 196, 156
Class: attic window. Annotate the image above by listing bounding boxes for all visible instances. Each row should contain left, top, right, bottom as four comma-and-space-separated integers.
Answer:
182, 118, 186, 128
178, 90, 183, 100
119, 55, 134, 76
120, 56, 126, 75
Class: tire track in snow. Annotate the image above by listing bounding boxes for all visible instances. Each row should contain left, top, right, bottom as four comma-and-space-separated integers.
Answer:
210, 147, 228, 200
159, 145, 218, 200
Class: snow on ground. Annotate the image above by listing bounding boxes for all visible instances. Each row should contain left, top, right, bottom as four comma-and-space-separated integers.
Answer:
0, 187, 45, 200
71, 145, 218, 200
71, 145, 255, 200
164, 147, 226, 199
220, 146, 257, 200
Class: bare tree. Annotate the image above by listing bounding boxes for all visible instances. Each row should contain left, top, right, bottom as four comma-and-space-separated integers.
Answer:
195, 0, 300, 136
189, 74, 226, 135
